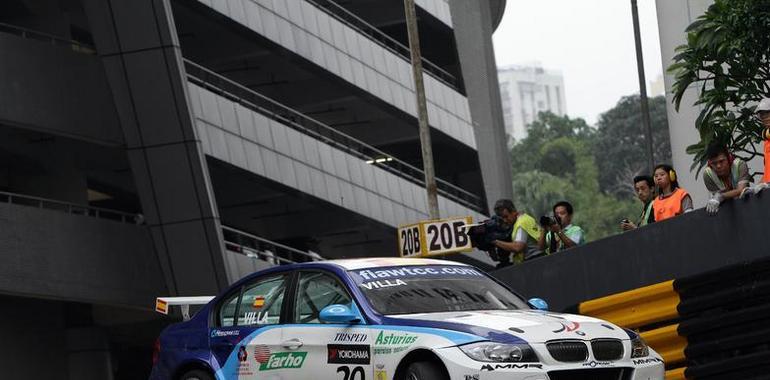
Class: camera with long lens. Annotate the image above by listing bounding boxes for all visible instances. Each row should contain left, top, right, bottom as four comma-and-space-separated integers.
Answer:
467, 215, 513, 252
539, 215, 561, 228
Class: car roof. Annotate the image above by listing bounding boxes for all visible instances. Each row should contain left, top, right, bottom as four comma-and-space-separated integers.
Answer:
231, 257, 472, 289
323, 257, 470, 270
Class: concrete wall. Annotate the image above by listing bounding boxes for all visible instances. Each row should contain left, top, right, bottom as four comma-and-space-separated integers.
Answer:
0, 34, 123, 145
493, 194, 770, 311
0, 297, 69, 380
0, 202, 165, 308
0, 296, 139, 380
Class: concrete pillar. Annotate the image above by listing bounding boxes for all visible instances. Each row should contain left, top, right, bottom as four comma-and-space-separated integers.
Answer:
449, 0, 512, 212
82, 0, 229, 294
655, 0, 714, 205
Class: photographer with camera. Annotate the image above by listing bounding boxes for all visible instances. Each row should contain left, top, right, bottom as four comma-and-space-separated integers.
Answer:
538, 201, 585, 254
468, 207, 513, 268
489, 199, 541, 267
621, 175, 656, 231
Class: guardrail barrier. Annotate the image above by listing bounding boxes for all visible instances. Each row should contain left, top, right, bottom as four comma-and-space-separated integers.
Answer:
0, 22, 95, 54
0, 191, 140, 224
222, 225, 324, 265
577, 257, 770, 380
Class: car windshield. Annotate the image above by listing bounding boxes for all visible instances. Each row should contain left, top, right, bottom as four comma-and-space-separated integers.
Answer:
348, 265, 529, 315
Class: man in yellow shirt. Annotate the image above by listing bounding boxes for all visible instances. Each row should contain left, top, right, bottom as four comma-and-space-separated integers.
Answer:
492, 199, 542, 266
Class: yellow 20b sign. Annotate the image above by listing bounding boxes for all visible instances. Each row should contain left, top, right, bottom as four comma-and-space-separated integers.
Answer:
398, 217, 473, 257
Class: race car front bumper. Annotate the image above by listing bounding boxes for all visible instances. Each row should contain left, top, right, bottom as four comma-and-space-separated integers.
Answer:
434, 345, 665, 380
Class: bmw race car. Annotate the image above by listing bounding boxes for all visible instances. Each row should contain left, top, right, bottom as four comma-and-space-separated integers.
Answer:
150, 258, 664, 380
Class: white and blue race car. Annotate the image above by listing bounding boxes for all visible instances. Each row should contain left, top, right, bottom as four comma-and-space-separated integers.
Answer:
150, 258, 664, 380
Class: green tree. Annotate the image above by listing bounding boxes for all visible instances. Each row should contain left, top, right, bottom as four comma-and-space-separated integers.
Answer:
511, 170, 568, 219
511, 131, 639, 241
668, 0, 770, 171
539, 138, 577, 176
593, 95, 672, 196
510, 112, 593, 174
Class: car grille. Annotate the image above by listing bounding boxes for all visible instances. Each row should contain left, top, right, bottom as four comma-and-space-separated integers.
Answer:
592, 339, 624, 360
548, 368, 632, 380
546, 341, 588, 362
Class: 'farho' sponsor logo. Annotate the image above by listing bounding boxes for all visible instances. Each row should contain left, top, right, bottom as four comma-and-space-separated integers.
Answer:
258, 352, 307, 371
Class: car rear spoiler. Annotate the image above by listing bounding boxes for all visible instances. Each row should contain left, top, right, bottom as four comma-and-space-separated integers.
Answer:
155, 296, 215, 321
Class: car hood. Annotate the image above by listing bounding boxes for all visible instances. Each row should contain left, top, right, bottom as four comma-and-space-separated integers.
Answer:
385, 310, 629, 344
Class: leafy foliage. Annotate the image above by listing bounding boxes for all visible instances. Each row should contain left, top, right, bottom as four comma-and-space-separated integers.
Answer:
594, 95, 672, 196
509, 112, 593, 174
511, 170, 568, 219
509, 112, 641, 241
668, 0, 770, 172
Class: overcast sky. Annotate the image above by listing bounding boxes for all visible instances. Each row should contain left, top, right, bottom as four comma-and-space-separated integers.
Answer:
492, 0, 664, 125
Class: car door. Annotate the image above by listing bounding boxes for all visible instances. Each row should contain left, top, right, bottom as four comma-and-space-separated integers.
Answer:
209, 273, 290, 379
282, 270, 371, 380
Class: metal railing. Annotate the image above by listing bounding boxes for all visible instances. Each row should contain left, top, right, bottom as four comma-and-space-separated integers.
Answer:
184, 59, 485, 213
304, 0, 461, 93
0, 191, 141, 224
0, 22, 96, 54
222, 226, 324, 265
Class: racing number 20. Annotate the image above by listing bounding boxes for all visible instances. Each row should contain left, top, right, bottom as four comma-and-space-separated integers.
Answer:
400, 226, 421, 256
337, 366, 365, 380
427, 221, 468, 251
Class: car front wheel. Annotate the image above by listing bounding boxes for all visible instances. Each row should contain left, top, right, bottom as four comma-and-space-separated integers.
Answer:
179, 369, 214, 380
404, 361, 446, 380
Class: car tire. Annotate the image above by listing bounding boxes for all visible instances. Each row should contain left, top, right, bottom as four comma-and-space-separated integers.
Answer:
179, 369, 214, 380
403, 361, 446, 380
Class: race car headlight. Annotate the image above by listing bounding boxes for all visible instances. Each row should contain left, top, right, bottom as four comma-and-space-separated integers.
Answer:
459, 342, 538, 362
630, 336, 650, 358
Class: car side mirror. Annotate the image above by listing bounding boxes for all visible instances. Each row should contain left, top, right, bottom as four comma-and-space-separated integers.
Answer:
319, 304, 361, 324
528, 298, 549, 311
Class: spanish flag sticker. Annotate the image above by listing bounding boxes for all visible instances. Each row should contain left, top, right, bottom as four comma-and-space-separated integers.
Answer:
253, 296, 265, 308
155, 299, 168, 314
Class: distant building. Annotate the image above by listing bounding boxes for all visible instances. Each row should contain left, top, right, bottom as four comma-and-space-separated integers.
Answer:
649, 73, 666, 97
498, 64, 567, 141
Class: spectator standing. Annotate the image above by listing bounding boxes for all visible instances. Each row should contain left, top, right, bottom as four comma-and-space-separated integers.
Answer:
703, 144, 753, 214
538, 201, 585, 254
652, 164, 693, 221
492, 199, 541, 267
621, 175, 655, 230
